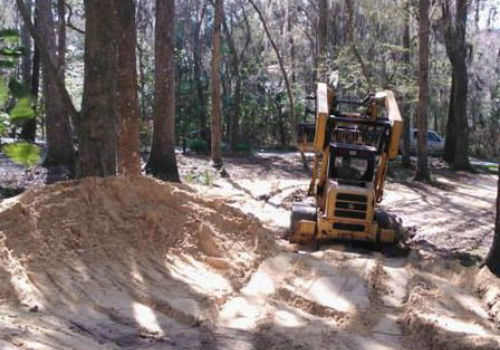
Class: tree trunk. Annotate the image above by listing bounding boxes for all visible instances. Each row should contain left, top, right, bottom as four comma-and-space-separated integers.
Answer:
146, 0, 180, 181
452, 69, 470, 169
317, 0, 328, 81
287, 0, 296, 84
78, 0, 117, 178
402, 0, 412, 169
444, 73, 456, 163
414, 0, 431, 182
211, 0, 223, 168
434, 100, 439, 132
193, 0, 208, 143
16, 0, 79, 126
451, 0, 471, 170
221, 7, 241, 152
20, 0, 35, 142
38, 0, 76, 172
136, 0, 148, 121
115, 0, 141, 176
231, 75, 242, 151
248, 0, 296, 143
57, 0, 66, 74
20, 0, 33, 86
441, 0, 471, 170
487, 170, 500, 276
20, 44, 40, 142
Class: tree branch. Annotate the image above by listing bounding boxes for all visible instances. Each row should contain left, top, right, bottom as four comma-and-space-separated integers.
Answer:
65, 2, 85, 35
247, 0, 296, 135
238, 2, 252, 65
345, 0, 372, 87
16, 0, 80, 124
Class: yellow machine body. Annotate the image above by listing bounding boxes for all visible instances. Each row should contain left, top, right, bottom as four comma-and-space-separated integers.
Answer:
290, 83, 403, 245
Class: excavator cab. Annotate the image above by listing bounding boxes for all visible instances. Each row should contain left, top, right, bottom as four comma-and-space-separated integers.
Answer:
329, 143, 376, 186
290, 83, 403, 246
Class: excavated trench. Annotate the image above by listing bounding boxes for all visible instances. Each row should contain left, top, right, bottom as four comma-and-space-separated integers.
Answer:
0, 153, 500, 349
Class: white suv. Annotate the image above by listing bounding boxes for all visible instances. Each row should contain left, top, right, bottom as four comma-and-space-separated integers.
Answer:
400, 128, 445, 155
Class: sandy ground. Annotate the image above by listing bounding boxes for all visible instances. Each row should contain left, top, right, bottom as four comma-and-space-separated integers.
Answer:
1, 152, 500, 349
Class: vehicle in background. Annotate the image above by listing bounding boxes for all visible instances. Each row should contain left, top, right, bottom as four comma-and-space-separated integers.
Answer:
400, 128, 445, 155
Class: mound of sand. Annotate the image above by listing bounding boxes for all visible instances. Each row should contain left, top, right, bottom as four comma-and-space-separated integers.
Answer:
2, 172, 500, 350
0, 176, 277, 349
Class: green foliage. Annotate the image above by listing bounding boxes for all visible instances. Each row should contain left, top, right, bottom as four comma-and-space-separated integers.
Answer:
0, 28, 35, 131
477, 163, 499, 174
234, 143, 252, 154
0, 29, 25, 69
0, 113, 9, 135
183, 172, 195, 184
9, 97, 35, 124
202, 170, 213, 186
187, 138, 209, 153
2, 142, 41, 166
0, 29, 20, 44
0, 77, 7, 109
8, 78, 31, 98
0, 47, 26, 57
0, 27, 39, 168
0, 60, 16, 68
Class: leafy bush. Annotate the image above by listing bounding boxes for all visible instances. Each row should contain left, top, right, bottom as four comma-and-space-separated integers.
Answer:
0, 28, 39, 167
2, 142, 40, 166
187, 138, 209, 153
234, 143, 252, 154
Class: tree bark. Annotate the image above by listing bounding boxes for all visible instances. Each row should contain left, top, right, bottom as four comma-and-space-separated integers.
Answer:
136, 0, 146, 121
146, 0, 180, 181
20, 44, 40, 142
451, 0, 471, 170
115, 0, 141, 176
441, 0, 471, 170
248, 0, 296, 142
20, 0, 35, 142
16, 0, 79, 126
414, 0, 431, 182
38, 0, 76, 172
287, 0, 296, 84
78, 0, 117, 178
402, 0, 412, 169
193, 0, 208, 143
211, 0, 223, 167
57, 0, 66, 74
20, 0, 33, 89
444, 73, 456, 162
317, 0, 328, 81
487, 170, 500, 276
452, 55, 470, 170
221, 6, 241, 152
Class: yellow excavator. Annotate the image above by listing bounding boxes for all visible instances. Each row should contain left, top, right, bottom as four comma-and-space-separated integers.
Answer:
291, 82, 403, 245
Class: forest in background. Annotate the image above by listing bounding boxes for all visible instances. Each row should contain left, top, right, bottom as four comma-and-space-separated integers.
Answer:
0, 0, 499, 177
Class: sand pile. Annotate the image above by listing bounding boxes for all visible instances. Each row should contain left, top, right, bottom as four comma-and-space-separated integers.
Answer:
0, 176, 277, 349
